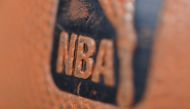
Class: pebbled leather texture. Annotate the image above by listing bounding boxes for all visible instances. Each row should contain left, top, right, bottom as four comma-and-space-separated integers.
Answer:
0, 0, 190, 109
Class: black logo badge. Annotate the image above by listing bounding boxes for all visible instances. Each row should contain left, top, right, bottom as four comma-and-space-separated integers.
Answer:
51, 0, 119, 105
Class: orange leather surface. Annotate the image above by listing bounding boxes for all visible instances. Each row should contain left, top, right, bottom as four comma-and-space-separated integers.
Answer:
0, 0, 190, 109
